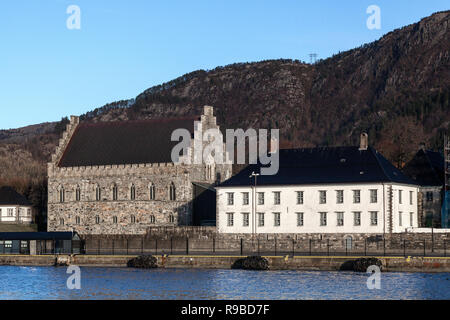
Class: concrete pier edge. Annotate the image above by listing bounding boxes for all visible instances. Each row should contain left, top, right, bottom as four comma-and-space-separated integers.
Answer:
0, 254, 450, 272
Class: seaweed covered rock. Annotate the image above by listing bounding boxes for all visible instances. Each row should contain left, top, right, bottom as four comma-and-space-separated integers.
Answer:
340, 258, 382, 272
127, 255, 158, 269
232, 256, 269, 270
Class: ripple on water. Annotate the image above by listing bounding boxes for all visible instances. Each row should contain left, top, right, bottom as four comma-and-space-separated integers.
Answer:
0, 266, 448, 300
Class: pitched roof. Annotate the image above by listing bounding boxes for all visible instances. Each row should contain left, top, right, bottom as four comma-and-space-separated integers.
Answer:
218, 146, 417, 187
402, 149, 444, 186
58, 117, 199, 167
0, 187, 31, 206
0, 232, 74, 240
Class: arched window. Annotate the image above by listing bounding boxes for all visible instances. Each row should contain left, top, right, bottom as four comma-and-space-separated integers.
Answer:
207, 164, 215, 181
149, 183, 155, 200
112, 184, 118, 201
96, 185, 101, 201
113, 216, 118, 224
150, 215, 155, 224
344, 236, 353, 250
59, 218, 64, 226
75, 186, 81, 201
169, 214, 174, 224
130, 215, 136, 224
130, 184, 136, 200
59, 186, 65, 203
75, 216, 80, 225
169, 183, 176, 201
95, 216, 100, 224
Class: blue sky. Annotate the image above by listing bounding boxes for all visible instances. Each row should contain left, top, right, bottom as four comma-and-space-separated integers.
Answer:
0, 0, 448, 129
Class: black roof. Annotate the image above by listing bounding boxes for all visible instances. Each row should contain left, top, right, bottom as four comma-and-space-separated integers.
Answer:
58, 116, 199, 167
402, 149, 444, 186
219, 146, 417, 187
0, 187, 31, 206
0, 232, 75, 240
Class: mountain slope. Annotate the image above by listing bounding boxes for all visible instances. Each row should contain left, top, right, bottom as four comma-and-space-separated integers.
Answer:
0, 10, 449, 219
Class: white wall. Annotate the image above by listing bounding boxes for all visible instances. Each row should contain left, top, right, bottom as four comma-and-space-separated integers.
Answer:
217, 183, 418, 234
0, 206, 33, 223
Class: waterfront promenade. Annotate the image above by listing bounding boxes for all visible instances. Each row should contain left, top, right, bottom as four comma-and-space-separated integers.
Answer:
1, 254, 450, 272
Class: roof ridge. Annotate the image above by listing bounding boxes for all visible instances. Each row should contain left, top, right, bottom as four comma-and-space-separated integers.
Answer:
80, 115, 201, 127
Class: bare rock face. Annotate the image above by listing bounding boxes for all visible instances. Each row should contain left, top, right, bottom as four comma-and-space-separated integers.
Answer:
340, 258, 383, 272
232, 256, 269, 270
127, 255, 158, 269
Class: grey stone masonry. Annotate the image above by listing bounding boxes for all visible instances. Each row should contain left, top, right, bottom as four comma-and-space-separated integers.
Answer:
48, 106, 232, 235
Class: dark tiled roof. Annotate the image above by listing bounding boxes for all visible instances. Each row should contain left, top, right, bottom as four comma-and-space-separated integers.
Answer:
0, 232, 74, 240
58, 117, 199, 167
402, 149, 444, 186
219, 146, 417, 187
0, 187, 31, 206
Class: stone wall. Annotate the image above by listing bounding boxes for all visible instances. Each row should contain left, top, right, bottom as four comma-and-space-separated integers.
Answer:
81, 228, 450, 256
47, 106, 232, 234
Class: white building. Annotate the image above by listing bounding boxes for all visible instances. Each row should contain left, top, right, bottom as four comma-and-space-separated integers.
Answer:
216, 135, 419, 234
0, 187, 34, 224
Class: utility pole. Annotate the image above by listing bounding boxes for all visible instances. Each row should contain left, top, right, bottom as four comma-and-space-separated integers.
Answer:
249, 171, 260, 245
444, 135, 450, 228
309, 53, 318, 64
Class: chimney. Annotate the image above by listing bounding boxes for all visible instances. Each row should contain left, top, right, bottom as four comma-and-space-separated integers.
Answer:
359, 133, 368, 151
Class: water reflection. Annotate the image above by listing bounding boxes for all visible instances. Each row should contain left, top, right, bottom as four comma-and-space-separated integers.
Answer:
0, 266, 448, 300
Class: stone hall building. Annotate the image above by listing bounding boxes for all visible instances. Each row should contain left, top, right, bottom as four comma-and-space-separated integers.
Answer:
48, 106, 231, 234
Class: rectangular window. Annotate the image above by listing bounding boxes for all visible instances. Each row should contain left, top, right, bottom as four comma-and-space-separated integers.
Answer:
410, 212, 414, 227
227, 213, 234, 227
227, 193, 234, 205
426, 192, 433, 202
370, 189, 378, 203
319, 191, 327, 204
399, 190, 402, 204
336, 212, 344, 226
399, 211, 403, 226
370, 211, 378, 226
320, 212, 327, 226
7, 208, 13, 217
353, 190, 360, 203
296, 191, 304, 204
242, 192, 249, 205
258, 213, 265, 227
76, 188, 81, 201
27, 209, 31, 216
336, 190, 344, 204
242, 213, 249, 227
353, 212, 361, 226
273, 192, 281, 205
409, 191, 413, 205
257, 192, 265, 205
273, 212, 281, 227
296, 212, 304, 226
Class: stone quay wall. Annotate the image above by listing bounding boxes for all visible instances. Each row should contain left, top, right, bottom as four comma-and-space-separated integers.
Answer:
80, 227, 450, 256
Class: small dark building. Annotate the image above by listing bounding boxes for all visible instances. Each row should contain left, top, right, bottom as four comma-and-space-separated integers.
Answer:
192, 182, 216, 226
403, 149, 444, 227
0, 232, 82, 255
